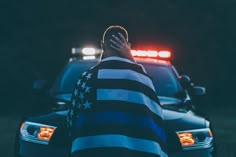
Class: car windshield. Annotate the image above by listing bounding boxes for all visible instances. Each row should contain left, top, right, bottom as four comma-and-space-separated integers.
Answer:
140, 62, 183, 98
51, 60, 184, 98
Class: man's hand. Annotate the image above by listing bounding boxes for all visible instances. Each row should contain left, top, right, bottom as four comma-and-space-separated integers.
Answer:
110, 33, 134, 61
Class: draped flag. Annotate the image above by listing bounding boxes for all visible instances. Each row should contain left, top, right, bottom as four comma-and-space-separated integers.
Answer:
67, 56, 168, 157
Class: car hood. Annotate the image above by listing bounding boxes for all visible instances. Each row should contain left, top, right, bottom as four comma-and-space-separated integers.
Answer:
28, 94, 208, 131
158, 96, 208, 131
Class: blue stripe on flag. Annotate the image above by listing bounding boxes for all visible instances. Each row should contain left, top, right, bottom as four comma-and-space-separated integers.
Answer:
75, 111, 166, 143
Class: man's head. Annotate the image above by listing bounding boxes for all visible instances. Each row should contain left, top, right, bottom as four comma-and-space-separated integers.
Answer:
101, 25, 129, 58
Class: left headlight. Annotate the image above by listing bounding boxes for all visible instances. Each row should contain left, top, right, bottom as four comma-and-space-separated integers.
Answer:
20, 121, 57, 145
176, 128, 213, 151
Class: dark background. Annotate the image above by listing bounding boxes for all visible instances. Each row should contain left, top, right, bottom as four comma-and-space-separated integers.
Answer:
1, 1, 236, 156
1, 0, 236, 112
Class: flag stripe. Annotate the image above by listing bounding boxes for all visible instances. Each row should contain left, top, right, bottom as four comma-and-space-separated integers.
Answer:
72, 124, 167, 152
96, 79, 159, 103
99, 60, 150, 77
101, 56, 135, 64
72, 134, 168, 157
95, 100, 163, 125
74, 111, 166, 143
73, 124, 167, 152
97, 89, 163, 117
98, 69, 155, 91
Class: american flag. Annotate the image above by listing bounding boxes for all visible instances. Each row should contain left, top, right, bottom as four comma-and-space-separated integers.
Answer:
67, 57, 168, 157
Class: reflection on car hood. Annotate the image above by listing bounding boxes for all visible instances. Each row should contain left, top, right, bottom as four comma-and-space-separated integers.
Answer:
55, 94, 187, 112
163, 109, 208, 131
157, 97, 207, 130
55, 94, 183, 104
158, 96, 182, 106
55, 94, 72, 102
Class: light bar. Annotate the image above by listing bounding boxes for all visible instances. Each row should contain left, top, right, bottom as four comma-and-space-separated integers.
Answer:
82, 48, 96, 55
71, 47, 171, 60
159, 51, 171, 58
131, 50, 158, 57
131, 50, 171, 59
71, 47, 102, 56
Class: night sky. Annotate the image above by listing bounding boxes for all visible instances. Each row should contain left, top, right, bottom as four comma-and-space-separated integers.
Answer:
2, 0, 236, 111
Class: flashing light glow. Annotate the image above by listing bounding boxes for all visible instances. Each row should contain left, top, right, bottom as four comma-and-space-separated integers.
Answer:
72, 48, 76, 54
134, 57, 171, 65
131, 50, 158, 57
82, 48, 96, 55
83, 56, 96, 60
72, 47, 171, 59
159, 51, 171, 58
131, 50, 171, 59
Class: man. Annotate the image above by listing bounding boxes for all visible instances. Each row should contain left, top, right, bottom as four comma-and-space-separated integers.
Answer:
67, 25, 168, 157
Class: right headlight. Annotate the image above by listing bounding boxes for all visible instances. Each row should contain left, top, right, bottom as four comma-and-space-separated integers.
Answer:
176, 128, 213, 150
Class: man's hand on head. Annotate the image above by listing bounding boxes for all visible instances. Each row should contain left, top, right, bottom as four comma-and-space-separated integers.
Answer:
110, 33, 134, 61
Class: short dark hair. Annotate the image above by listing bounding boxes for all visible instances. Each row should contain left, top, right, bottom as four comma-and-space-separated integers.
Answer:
102, 25, 128, 46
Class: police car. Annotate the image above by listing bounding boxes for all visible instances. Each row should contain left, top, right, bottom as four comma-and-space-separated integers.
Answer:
15, 47, 216, 157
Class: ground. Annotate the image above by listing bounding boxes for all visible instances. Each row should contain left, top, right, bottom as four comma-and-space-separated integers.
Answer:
208, 106, 236, 157
0, 112, 21, 157
0, 106, 235, 157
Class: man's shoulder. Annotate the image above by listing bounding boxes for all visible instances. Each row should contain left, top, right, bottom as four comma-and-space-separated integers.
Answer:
97, 60, 152, 80
98, 60, 143, 71
87, 63, 100, 72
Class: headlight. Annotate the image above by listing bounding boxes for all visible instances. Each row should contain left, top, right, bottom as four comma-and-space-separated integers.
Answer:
176, 128, 213, 150
20, 121, 57, 145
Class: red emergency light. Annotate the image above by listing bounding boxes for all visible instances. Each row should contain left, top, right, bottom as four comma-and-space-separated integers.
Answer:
131, 50, 171, 59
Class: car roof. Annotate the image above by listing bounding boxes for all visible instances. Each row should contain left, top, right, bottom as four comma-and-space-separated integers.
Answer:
69, 58, 172, 67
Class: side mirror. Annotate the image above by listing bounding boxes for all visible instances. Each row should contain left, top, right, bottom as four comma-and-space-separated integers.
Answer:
179, 75, 194, 88
192, 86, 206, 96
179, 75, 206, 96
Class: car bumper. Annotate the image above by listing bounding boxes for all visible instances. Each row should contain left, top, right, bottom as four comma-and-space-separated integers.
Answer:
169, 147, 214, 157
16, 140, 214, 157
16, 140, 70, 157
